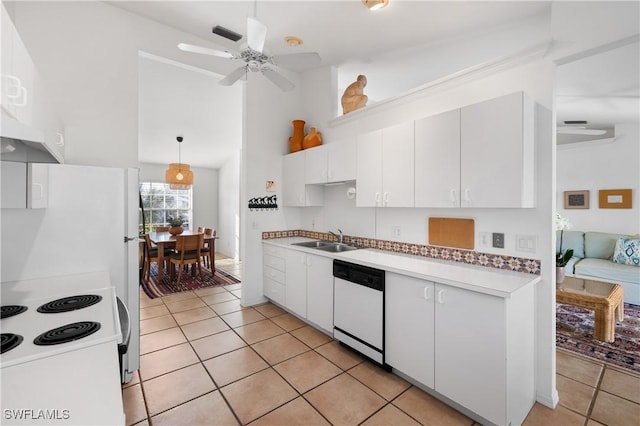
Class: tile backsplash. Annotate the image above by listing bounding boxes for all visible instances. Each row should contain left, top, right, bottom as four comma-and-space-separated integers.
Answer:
262, 230, 541, 275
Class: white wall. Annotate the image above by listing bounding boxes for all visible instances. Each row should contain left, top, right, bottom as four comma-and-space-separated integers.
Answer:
557, 123, 640, 234
218, 151, 241, 259
138, 162, 218, 233
241, 71, 304, 306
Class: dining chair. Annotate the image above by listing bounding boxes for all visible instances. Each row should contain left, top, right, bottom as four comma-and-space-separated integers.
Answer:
142, 234, 173, 281
169, 233, 204, 284
201, 228, 215, 269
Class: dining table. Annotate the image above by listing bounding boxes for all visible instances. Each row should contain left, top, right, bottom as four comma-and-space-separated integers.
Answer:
148, 231, 218, 277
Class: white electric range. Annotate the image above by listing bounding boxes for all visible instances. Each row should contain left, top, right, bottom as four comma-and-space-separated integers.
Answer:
1, 271, 125, 425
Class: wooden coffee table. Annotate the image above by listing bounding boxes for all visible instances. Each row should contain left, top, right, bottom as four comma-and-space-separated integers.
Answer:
556, 276, 624, 343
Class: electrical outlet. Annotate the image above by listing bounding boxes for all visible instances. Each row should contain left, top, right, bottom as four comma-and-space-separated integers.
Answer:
479, 232, 490, 247
392, 226, 401, 237
492, 232, 505, 248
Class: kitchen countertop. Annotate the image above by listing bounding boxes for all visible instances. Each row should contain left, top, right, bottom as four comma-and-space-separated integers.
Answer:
263, 237, 541, 298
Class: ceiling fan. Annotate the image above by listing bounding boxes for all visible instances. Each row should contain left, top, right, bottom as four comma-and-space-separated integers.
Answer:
178, 17, 321, 91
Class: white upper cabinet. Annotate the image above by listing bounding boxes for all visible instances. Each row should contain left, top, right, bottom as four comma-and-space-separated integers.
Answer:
305, 139, 357, 184
283, 151, 323, 207
357, 122, 414, 207
1, 4, 34, 124
1, 162, 48, 209
327, 139, 357, 182
356, 130, 382, 207
460, 92, 535, 208
304, 145, 328, 184
415, 109, 461, 207
415, 92, 535, 208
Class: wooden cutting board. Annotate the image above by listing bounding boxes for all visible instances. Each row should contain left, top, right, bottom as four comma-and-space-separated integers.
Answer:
428, 217, 475, 250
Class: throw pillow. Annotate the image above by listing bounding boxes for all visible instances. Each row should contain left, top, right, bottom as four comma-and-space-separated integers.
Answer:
613, 238, 640, 266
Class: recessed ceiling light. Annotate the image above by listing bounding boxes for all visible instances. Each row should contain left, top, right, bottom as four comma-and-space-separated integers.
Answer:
284, 36, 303, 46
362, 0, 389, 11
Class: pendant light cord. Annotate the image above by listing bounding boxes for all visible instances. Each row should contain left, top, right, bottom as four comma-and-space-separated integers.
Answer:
177, 136, 183, 173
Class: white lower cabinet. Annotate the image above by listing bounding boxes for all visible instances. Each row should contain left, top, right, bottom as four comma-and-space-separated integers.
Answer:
284, 249, 307, 318
305, 254, 333, 333
263, 245, 286, 306
385, 272, 535, 426
385, 273, 435, 387
263, 244, 335, 333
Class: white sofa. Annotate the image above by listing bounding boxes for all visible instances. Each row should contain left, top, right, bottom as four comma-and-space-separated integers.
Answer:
557, 230, 640, 306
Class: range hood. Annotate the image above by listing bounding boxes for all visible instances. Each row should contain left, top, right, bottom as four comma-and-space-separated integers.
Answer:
1, 114, 63, 164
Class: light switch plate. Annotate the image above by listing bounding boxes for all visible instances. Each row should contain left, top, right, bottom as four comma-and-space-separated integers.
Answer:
516, 234, 537, 253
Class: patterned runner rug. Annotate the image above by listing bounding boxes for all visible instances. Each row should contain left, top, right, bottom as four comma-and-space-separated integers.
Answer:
141, 263, 240, 299
556, 302, 640, 372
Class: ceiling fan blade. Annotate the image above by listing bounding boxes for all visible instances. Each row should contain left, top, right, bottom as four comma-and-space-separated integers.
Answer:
272, 52, 322, 68
557, 127, 607, 135
261, 68, 295, 92
178, 43, 235, 59
246, 17, 267, 53
219, 66, 247, 86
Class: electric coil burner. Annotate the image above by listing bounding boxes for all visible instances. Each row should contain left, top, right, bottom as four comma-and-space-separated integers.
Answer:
37, 294, 102, 313
33, 321, 102, 346
1, 305, 28, 319
1, 333, 24, 354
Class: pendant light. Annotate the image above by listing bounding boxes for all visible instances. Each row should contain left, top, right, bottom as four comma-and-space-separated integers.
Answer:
165, 136, 193, 189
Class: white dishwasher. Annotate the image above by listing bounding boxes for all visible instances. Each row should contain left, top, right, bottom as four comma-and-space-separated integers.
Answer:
333, 259, 387, 367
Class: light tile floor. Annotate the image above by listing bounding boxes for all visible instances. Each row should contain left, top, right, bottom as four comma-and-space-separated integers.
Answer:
124, 256, 640, 425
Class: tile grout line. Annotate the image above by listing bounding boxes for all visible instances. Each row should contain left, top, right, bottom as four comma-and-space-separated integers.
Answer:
584, 364, 606, 425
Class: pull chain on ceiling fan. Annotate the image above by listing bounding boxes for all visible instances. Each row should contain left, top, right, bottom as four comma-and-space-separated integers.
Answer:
177, 1, 321, 91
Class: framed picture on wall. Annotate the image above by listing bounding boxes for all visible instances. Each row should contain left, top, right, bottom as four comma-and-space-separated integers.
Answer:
564, 190, 590, 209
599, 189, 633, 209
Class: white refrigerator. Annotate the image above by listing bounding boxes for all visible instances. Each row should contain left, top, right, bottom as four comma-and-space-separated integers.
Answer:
1, 163, 140, 382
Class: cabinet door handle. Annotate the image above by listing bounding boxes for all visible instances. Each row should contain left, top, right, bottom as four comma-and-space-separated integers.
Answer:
463, 188, 471, 204
437, 289, 445, 304
423, 286, 432, 300
375, 192, 380, 205
12, 85, 28, 107
4, 75, 22, 99
449, 189, 458, 206
383, 192, 389, 206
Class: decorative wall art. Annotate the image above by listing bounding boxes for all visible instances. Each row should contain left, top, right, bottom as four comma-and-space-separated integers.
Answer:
599, 189, 632, 209
564, 190, 590, 209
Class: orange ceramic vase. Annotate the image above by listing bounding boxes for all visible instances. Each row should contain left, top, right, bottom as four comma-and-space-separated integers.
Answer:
303, 127, 322, 149
289, 120, 305, 153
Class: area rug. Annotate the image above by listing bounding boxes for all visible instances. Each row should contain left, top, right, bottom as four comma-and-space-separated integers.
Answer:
141, 264, 240, 299
556, 302, 640, 372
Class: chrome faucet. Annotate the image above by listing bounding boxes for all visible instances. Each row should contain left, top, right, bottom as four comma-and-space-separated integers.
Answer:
329, 229, 344, 244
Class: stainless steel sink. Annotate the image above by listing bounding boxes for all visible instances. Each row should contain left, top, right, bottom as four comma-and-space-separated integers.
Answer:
315, 243, 360, 253
291, 240, 360, 252
291, 240, 333, 248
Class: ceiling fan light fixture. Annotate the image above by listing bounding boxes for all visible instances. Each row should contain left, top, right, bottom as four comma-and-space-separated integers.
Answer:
165, 136, 194, 189
362, 0, 389, 11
